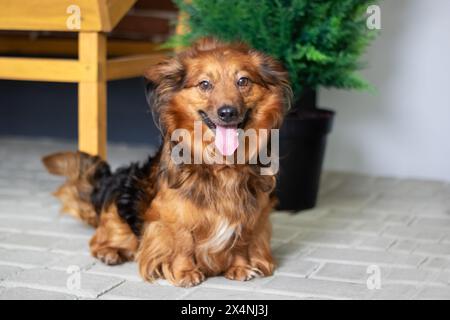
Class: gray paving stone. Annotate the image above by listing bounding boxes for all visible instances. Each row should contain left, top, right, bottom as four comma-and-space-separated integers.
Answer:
50, 237, 90, 254
366, 197, 417, 214
356, 236, 396, 251
0, 248, 62, 268
369, 284, 419, 300
352, 221, 387, 235
281, 218, 354, 232
383, 225, 447, 242
202, 275, 273, 290
312, 263, 369, 284
412, 217, 450, 228
0, 287, 77, 300
0, 233, 62, 251
273, 242, 312, 261
419, 202, 450, 216
383, 214, 415, 225
276, 259, 321, 277
264, 275, 372, 299
306, 247, 424, 267
270, 239, 284, 250
389, 240, 417, 253
270, 212, 302, 226
292, 230, 358, 248
272, 225, 301, 242
0, 231, 15, 240
443, 234, 450, 244
325, 183, 375, 198
320, 171, 346, 193
182, 287, 297, 300
0, 216, 93, 238
0, 204, 56, 219
395, 180, 445, 197
422, 257, 450, 270
323, 209, 385, 222
319, 194, 372, 211
385, 268, 440, 285
87, 262, 141, 281
48, 254, 97, 271
2, 268, 124, 298
415, 287, 450, 300
371, 177, 401, 191
413, 243, 450, 257
0, 265, 22, 281
435, 271, 450, 285
277, 209, 329, 223
100, 281, 189, 300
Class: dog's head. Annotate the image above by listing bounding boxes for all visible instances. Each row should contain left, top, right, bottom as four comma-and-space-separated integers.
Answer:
145, 37, 291, 160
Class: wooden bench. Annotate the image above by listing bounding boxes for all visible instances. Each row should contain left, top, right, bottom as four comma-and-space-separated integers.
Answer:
0, 0, 169, 158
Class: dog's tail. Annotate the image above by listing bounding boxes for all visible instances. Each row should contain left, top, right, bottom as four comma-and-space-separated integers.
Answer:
42, 151, 111, 227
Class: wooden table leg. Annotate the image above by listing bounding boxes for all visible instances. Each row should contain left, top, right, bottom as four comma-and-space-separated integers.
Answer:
78, 32, 107, 159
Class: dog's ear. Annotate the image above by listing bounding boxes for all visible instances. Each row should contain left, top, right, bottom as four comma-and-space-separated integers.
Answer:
144, 58, 185, 135
251, 51, 293, 111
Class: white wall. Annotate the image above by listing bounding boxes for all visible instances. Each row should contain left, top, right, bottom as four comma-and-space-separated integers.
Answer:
320, 0, 450, 181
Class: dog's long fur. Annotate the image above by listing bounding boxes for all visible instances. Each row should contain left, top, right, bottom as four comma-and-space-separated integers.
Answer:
42, 38, 291, 287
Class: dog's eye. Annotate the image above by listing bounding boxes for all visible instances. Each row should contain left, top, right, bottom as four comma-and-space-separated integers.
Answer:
199, 80, 212, 91
237, 77, 249, 87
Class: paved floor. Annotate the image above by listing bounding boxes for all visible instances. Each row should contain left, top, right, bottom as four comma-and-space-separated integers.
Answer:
0, 137, 449, 300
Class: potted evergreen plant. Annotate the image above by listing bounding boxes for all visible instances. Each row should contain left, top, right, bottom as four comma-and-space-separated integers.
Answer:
169, 0, 378, 211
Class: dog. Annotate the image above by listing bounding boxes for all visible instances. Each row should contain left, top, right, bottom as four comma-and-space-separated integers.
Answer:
42, 38, 291, 287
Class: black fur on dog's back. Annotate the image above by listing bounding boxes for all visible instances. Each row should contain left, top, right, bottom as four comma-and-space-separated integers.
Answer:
43, 150, 160, 235
90, 156, 156, 236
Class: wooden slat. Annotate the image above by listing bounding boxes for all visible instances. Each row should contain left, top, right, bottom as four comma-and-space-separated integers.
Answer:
0, 0, 103, 31
0, 0, 136, 32
107, 0, 137, 30
0, 57, 91, 82
78, 32, 107, 159
0, 36, 163, 57
174, 8, 189, 53
175, 11, 189, 37
108, 39, 164, 56
106, 53, 167, 80
0, 36, 78, 56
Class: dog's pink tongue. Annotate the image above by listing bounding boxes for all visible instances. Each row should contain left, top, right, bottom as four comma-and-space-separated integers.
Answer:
215, 125, 239, 156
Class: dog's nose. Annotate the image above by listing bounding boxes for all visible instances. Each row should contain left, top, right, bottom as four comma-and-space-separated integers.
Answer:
217, 105, 238, 123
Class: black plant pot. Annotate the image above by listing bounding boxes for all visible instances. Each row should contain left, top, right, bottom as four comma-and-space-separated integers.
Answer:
275, 89, 335, 212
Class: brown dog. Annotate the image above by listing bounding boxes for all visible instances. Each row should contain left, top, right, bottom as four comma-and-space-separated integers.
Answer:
42, 38, 291, 287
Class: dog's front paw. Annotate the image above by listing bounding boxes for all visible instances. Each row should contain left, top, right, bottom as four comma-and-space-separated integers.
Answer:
95, 248, 123, 265
224, 265, 262, 281
173, 269, 205, 288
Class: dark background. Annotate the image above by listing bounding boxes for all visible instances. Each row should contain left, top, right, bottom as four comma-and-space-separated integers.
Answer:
0, 78, 160, 147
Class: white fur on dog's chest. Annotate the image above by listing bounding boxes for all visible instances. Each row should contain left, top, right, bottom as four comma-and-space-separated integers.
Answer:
195, 218, 240, 271
197, 218, 236, 254
207, 219, 236, 252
